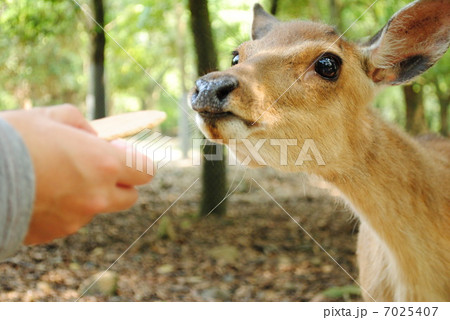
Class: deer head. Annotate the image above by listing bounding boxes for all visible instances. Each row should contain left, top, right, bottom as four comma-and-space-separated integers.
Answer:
190, 0, 449, 174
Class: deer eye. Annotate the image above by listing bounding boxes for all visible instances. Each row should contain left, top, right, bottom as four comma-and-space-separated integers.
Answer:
231, 51, 239, 66
315, 54, 342, 80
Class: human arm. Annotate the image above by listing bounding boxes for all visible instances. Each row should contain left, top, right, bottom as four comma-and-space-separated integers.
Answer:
0, 105, 152, 248
0, 118, 35, 260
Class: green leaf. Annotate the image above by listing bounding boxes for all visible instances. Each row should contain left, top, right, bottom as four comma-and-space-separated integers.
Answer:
322, 285, 361, 299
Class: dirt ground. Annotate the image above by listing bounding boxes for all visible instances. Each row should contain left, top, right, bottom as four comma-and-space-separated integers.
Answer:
0, 161, 362, 301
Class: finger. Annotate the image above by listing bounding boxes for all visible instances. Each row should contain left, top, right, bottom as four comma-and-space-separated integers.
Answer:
111, 142, 155, 186
42, 105, 97, 135
107, 186, 140, 212
118, 158, 154, 186
110, 138, 128, 150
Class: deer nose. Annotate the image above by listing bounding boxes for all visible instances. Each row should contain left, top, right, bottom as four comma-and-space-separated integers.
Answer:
191, 75, 239, 113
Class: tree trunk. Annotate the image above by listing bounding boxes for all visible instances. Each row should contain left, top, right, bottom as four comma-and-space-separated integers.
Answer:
439, 96, 449, 137
433, 78, 449, 136
176, 3, 191, 159
328, 0, 342, 30
270, 0, 279, 15
87, 0, 106, 120
188, 0, 227, 216
188, 0, 218, 74
403, 84, 427, 135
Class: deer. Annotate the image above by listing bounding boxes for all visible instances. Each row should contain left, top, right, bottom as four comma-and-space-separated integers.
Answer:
190, 0, 450, 301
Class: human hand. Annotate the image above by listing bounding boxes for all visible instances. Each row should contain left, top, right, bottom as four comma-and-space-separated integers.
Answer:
0, 105, 153, 244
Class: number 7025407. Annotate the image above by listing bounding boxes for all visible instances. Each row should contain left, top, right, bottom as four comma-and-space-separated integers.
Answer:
384, 307, 438, 317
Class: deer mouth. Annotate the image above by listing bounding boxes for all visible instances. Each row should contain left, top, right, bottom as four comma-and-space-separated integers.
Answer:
198, 110, 235, 120
198, 110, 255, 128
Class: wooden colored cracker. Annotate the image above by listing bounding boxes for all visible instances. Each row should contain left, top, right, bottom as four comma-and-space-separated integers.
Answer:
90, 110, 166, 141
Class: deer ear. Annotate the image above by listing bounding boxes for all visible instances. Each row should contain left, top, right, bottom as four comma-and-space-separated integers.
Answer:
365, 0, 450, 85
252, 3, 279, 40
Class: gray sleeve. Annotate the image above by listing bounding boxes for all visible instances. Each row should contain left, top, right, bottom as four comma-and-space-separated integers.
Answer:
0, 118, 35, 261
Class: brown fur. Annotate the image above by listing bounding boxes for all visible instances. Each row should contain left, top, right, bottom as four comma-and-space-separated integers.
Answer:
191, 1, 450, 301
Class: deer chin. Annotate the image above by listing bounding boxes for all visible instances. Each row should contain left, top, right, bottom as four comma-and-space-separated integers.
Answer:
195, 111, 258, 143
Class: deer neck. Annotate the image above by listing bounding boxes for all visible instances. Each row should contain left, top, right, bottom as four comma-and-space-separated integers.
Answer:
320, 108, 449, 295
